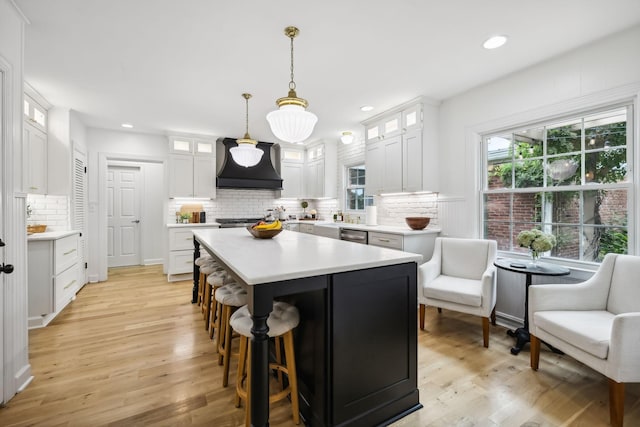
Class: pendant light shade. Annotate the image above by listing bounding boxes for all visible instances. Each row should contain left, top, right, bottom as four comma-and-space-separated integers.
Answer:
266, 26, 317, 144
230, 93, 264, 168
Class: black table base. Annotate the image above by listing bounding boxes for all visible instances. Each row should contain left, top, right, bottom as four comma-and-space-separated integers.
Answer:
507, 327, 530, 355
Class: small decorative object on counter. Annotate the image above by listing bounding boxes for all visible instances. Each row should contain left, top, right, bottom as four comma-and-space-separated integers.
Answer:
301, 200, 308, 217
405, 217, 430, 230
335, 211, 343, 222
180, 213, 191, 224
516, 228, 556, 266
247, 219, 283, 239
310, 209, 317, 219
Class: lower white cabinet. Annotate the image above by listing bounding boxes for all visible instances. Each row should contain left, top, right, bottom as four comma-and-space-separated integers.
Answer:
368, 230, 436, 264
166, 224, 220, 281
299, 223, 315, 234
28, 231, 82, 328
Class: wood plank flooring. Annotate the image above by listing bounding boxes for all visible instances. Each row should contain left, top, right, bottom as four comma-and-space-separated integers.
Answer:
1, 265, 639, 426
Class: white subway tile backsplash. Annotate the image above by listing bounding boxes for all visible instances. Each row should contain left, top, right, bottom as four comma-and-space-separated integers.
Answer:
26, 194, 70, 230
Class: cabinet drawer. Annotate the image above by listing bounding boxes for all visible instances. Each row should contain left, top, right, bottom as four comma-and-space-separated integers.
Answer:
300, 224, 314, 234
169, 250, 194, 275
368, 232, 403, 250
170, 228, 195, 251
55, 263, 80, 312
54, 234, 79, 274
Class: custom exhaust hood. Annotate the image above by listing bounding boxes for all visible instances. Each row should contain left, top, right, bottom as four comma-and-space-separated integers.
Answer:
216, 137, 283, 190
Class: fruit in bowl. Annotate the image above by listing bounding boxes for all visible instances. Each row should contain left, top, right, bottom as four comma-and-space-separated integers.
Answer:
247, 219, 283, 239
405, 217, 430, 230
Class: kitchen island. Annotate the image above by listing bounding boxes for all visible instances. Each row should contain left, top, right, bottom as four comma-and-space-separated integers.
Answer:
192, 228, 423, 427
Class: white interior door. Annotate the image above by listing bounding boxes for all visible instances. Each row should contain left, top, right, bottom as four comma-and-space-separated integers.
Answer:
107, 165, 141, 267
73, 149, 87, 281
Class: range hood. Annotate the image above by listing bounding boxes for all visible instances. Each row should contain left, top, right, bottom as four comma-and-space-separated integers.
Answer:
216, 137, 283, 190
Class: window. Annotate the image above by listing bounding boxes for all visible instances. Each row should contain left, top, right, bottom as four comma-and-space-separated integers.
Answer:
346, 164, 366, 211
483, 105, 632, 263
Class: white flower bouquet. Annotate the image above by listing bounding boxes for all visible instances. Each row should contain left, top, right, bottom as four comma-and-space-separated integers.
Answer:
517, 229, 556, 261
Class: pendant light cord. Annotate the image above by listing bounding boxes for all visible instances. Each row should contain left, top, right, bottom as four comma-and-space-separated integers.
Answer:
289, 34, 296, 91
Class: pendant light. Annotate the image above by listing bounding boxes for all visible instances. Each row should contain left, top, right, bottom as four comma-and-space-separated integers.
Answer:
230, 93, 264, 168
266, 26, 318, 144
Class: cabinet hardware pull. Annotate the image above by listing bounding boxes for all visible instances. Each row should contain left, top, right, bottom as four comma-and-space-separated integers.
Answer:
64, 279, 77, 290
63, 248, 77, 255
185, 237, 192, 240
29, 186, 38, 190
378, 239, 390, 242
185, 260, 192, 264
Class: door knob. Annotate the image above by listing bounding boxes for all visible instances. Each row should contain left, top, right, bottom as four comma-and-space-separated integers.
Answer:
0, 264, 14, 274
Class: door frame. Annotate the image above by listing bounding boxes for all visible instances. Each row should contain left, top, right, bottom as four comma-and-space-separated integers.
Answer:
97, 152, 166, 281
107, 163, 142, 268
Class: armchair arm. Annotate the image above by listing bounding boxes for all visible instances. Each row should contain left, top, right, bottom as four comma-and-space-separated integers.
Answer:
607, 312, 640, 382
418, 257, 441, 286
480, 265, 497, 313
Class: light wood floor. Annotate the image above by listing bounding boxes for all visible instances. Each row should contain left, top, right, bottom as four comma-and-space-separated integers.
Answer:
1, 265, 639, 426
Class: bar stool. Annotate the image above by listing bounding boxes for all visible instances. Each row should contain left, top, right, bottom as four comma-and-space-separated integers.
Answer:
203, 270, 232, 333
214, 282, 248, 387
198, 262, 220, 305
195, 254, 212, 266
230, 302, 300, 426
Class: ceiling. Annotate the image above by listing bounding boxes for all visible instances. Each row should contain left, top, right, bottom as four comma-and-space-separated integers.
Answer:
15, 0, 640, 144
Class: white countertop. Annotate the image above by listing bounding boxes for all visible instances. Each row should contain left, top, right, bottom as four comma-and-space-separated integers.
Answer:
27, 230, 80, 241
290, 220, 440, 236
193, 228, 422, 285
166, 222, 221, 228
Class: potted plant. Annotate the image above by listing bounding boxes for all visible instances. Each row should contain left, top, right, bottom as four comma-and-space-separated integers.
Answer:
180, 213, 191, 224
301, 200, 308, 217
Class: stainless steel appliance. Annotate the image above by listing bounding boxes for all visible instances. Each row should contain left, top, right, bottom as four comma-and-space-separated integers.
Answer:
340, 228, 368, 244
216, 218, 264, 228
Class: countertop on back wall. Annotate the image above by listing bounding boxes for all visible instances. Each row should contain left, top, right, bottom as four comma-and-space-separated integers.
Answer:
287, 220, 440, 236
166, 222, 221, 228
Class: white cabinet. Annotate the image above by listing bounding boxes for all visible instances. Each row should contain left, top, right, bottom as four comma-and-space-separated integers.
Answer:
299, 223, 315, 234
168, 154, 216, 198
304, 142, 337, 199
24, 122, 48, 194
166, 225, 219, 281
28, 232, 82, 328
284, 222, 300, 232
363, 98, 439, 194
280, 148, 305, 198
368, 230, 437, 264
168, 136, 216, 198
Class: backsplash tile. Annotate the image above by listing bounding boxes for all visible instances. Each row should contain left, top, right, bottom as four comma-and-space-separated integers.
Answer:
27, 194, 70, 230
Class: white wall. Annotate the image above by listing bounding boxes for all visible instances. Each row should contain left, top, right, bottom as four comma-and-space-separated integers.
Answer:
0, 0, 31, 403
438, 24, 640, 237
86, 128, 168, 281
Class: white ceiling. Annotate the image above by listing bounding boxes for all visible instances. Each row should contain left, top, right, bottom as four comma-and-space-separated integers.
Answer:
15, 0, 640, 144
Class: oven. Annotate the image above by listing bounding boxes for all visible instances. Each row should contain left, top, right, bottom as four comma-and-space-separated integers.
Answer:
339, 228, 368, 244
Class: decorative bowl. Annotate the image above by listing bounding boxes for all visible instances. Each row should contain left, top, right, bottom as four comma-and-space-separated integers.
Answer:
405, 217, 430, 230
246, 226, 283, 239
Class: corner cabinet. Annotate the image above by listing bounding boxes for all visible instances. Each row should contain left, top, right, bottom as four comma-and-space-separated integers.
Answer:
28, 231, 82, 328
168, 137, 216, 198
364, 98, 439, 195
368, 230, 437, 264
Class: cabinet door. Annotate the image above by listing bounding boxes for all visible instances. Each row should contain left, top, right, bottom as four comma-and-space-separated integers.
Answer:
25, 123, 48, 194
365, 141, 383, 195
281, 161, 304, 198
383, 135, 403, 193
305, 159, 322, 198
403, 128, 423, 192
381, 113, 402, 138
193, 156, 216, 198
169, 228, 195, 251
402, 104, 422, 132
168, 154, 194, 197
368, 231, 403, 250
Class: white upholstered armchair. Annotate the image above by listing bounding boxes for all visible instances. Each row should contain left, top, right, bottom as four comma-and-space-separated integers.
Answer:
418, 237, 498, 348
529, 253, 640, 427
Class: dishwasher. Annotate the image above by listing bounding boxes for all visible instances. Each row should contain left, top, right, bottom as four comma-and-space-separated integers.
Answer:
339, 228, 368, 244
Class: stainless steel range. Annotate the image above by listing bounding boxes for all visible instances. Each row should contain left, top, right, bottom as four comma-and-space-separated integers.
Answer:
216, 218, 264, 228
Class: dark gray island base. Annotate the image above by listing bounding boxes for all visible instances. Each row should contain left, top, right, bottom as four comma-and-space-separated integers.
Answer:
193, 232, 422, 427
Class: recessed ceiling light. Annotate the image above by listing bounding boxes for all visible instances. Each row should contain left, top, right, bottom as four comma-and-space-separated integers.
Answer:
483, 35, 507, 50
360, 105, 374, 112
121, 123, 134, 128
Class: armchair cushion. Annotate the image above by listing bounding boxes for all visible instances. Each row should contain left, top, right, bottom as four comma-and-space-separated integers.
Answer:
608, 255, 640, 314
534, 310, 614, 359
441, 238, 491, 280
424, 275, 483, 307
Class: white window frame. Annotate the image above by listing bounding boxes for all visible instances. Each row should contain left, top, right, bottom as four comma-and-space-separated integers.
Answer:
345, 163, 367, 212
481, 103, 635, 265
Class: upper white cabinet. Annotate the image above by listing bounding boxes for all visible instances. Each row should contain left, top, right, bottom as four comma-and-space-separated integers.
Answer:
24, 123, 48, 194
304, 141, 337, 199
280, 147, 305, 198
168, 136, 216, 199
363, 98, 439, 195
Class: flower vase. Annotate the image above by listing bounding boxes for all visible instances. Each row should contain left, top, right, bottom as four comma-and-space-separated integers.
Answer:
529, 250, 539, 267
